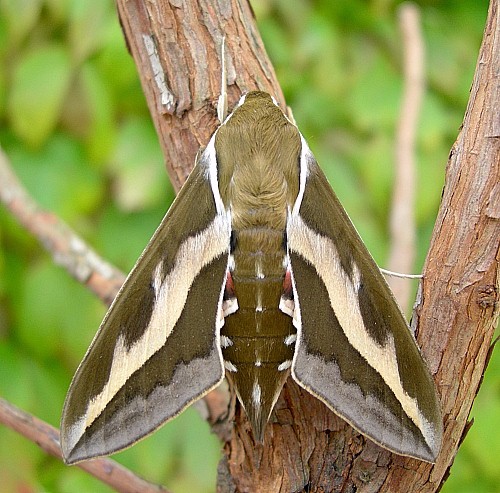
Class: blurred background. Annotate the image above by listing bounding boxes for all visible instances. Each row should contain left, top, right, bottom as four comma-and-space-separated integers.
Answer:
0, 0, 497, 492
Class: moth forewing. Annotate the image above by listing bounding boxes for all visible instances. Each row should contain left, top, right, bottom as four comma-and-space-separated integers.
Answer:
287, 144, 442, 462
61, 157, 231, 464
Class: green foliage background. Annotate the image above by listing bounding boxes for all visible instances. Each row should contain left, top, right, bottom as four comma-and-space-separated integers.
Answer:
0, 1, 497, 492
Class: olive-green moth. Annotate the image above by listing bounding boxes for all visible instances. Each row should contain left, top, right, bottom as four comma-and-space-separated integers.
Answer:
61, 91, 442, 465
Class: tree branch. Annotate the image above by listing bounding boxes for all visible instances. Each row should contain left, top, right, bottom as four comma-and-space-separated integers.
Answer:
0, 145, 125, 307
387, 2, 424, 310
414, 0, 500, 489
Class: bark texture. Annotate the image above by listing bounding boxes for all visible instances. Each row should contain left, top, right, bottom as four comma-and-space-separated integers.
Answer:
414, 0, 500, 489
116, 0, 284, 191
115, 1, 499, 492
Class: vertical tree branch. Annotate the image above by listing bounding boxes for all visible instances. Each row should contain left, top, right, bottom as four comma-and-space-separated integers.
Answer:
415, 0, 500, 489
387, 3, 425, 310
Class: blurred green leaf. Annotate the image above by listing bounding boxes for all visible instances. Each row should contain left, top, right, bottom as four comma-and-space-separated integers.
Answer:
0, 68, 6, 118
441, 354, 500, 493
181, 409, 220, 491
75, 61, 116, 163
15, 259, 103, 364
95, 207, 170, 271
110, 117, 172, 211
0, 0, 42, 48
0, 342, 38, 410
348, 53, 401, 132
9, 134, 104, 221
44, 0, 71, 25
8, 44, 73, 147
95, 31, 149, 116
58, 467, 115, 493
67, 0, 116, 63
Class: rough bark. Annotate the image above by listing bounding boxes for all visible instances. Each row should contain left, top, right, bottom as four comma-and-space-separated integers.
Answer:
115, 1, 499, 492
413, 0, 500, 490
116, 0, 285, 192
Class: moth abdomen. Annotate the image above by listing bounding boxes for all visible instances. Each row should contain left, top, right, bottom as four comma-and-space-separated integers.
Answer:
215, 92, 302, 441
221, 234, 296, 440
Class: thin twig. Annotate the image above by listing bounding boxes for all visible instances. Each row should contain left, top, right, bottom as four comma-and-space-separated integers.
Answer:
0, 398, 170, 493
387, 2, 425, 310
0, 145, 125, 307
380, 268, 422, 279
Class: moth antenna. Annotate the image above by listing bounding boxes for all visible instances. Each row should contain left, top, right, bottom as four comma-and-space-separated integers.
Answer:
217, 36, 228, 123
380, 268, 422, 279
286, 105, 297, 125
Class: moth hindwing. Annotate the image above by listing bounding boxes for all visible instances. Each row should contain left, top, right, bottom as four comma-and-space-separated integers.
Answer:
61, 91, 442, 464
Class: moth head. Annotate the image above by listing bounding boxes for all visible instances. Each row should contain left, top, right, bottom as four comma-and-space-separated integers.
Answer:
227, 91, 285, 125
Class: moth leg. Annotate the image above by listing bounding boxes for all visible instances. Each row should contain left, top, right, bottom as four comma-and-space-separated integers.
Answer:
222, 270, 238, 318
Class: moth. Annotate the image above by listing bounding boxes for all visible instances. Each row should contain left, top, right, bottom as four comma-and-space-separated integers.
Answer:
61, 91, 442, 465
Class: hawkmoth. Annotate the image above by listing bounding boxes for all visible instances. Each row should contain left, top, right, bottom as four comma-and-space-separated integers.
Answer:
61, 90, 442, 464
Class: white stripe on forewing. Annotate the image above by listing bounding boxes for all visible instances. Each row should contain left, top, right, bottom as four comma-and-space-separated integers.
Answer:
202, 136, 225, 215
81, 212, 231, 430
291, 135, 311, 216
287, 214, 433, 445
